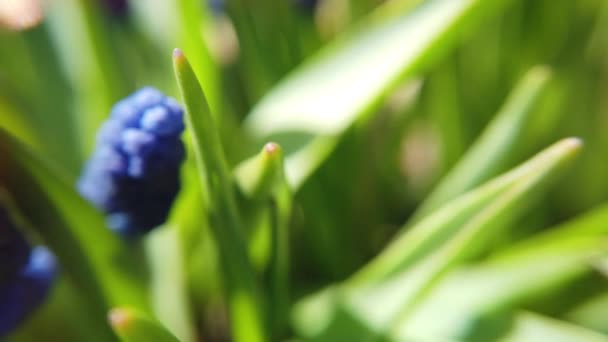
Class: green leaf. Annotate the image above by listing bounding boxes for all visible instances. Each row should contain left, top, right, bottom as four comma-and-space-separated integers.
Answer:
493, 202, 608, 260
45, 0, 126, 155
173, 49, 266, 342
499, 312, 608, 342
145, 227, 197, 342
568, 292, 608, 334
0, 130, 148, 316
0, 97, 40, 151
379, 203, 608, 340
109, 308, 180, 342
393, 250, 598, 340
410, 66, 553, 223
350, 138, 582, 285
235, 142, 287, 199
235, 142, 294, 338
243, 0, 515, 189
176, 0, 220, 115
293, 138, 582, 340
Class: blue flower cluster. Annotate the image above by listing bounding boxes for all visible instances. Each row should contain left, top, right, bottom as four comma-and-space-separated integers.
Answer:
78, 87, 186, 237
0, 208, 56, 337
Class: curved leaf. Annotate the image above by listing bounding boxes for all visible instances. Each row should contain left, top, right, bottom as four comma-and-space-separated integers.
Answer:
243, 0, 515, 189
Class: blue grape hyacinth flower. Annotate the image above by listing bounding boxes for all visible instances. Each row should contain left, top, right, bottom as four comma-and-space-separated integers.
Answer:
78, 87, 186, 238
0, 209, 57, 337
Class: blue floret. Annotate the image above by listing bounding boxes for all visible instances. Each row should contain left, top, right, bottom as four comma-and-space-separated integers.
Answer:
78, 87, 186, 237
0, 208, 57, 338
0, 246, 57, 337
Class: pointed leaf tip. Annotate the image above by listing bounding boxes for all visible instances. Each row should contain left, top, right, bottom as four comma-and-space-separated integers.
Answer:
264, 142, 281, 156
172, 48, 185, 63
109, 308, 132, 331
236, 142, 287, 199
562, 137, 583, 150
108, 307, 180, 342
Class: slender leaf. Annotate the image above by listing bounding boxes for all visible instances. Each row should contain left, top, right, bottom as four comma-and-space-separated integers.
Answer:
243, 0, 515, 189
293, 138, 582, 340
411, 66, 552, 223
236, 142, 288, 199
499, 312, 608, 342
236, 142, 294, 338
176, 0, 220, 115
173, 49, 266, 342
350, 138, 581, 285
45, 0, 125, 154
109, 308, 179, 342
383, 203, 608, 340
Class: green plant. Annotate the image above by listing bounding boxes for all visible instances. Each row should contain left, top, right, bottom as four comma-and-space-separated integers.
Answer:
1, 0, 608, 341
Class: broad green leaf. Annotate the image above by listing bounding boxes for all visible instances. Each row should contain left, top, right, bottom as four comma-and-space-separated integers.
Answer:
109, 308, 179, 342
293, 138, 582, 340
411, 66, 552, 223
499, 312, 608, 342
243, 0, 514, 189
173, 49, 266, 342
0, 130, 147, 311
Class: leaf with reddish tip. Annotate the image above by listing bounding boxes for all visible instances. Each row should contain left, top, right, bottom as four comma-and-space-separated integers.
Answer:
109, 308, 179, 342
173, 49, 266, 342
235, 142, 286, 199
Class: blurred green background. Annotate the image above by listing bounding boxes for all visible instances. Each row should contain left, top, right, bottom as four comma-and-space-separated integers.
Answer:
2, 0, 608, 341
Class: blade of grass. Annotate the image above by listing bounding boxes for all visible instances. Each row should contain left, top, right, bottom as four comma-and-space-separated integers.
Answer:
293, 138, 582, 339
410, 66, 552, 224
395, 203, 608, 340
394, 253, 598, 341
350, 138, 583, 336
349, 138, 579, 286
173, 49, 266, 342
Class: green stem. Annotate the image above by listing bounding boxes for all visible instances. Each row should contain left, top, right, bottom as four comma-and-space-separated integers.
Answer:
268, 181, 292, 339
